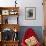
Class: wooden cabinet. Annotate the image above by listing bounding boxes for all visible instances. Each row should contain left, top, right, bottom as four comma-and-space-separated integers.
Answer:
0, 7, 19, 46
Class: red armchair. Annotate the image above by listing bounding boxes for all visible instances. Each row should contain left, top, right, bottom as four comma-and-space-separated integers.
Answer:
21, 28, 41, 46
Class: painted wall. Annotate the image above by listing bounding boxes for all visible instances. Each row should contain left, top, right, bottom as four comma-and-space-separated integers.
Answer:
0, 0, 44, 26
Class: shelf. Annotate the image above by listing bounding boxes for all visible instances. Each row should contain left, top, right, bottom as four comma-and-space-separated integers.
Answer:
1, 40, 19, 46
0, 24, 20, 32
0, 7, 19, 10
0, 7, 19, 16
2, 40, 19, 43
0, 7, 19, 46
0, 7, 19, 24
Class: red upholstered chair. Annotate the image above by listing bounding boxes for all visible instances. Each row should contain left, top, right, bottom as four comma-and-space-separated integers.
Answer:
21, 28, 41, 46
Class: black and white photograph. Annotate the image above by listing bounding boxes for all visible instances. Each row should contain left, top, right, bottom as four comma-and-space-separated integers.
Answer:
25, 7, 36, 20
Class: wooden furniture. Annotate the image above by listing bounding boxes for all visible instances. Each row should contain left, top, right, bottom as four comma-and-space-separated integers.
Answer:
43, 0, 46, 46
43, 0, 46, 26
0, 7, 19, 46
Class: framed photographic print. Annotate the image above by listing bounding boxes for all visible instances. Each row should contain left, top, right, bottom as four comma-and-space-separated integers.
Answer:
25, 7, 36, 20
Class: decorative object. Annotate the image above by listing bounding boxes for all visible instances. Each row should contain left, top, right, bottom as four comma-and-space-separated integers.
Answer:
9, 10, 18, 15
2, 28, 13, 41
5, 18, 8, 24
2, 16, 8, 24
15, 0, 17, 7
14, 28, 17, 32
13, 32, 18, 41
2, 10, 9, 15
25, 7, 36, 20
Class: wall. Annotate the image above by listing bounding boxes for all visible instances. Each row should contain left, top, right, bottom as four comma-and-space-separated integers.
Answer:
0, 0, 44, 26
0, 0, 44, 45
18, 0, 44, 26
